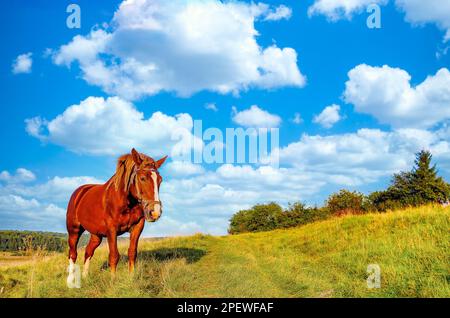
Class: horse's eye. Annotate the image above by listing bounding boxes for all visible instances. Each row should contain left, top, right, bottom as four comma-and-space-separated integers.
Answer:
140, 177, 146, 181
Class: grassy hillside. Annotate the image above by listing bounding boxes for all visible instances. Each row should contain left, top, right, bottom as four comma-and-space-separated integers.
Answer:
0, 205, 449, 298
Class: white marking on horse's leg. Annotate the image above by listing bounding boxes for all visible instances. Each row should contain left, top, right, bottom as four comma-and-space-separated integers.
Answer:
83, 258, 90, 278
67, 259, 81, 288
67, 259, 76, 288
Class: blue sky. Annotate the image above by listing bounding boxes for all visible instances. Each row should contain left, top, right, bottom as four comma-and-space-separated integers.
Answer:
1, 0, 450, 236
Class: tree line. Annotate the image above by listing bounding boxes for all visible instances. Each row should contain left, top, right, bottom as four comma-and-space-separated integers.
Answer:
229, 150, 450, 234
0, 230, 67, 252
0, 231, 91, 252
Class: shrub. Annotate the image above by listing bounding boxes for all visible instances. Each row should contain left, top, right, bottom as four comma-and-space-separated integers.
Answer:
228, 202, 283, 234
280, 202, 331, 227
228, 202, 330, 234
325, 189, 368, 216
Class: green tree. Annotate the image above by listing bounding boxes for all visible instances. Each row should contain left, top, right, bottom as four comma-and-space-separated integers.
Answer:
371, 150, 450, 210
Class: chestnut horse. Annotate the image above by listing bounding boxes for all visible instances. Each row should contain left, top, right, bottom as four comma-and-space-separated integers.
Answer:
66, 148, 167, 287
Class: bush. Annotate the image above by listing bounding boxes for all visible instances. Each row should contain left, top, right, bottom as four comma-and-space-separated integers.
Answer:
228, 202, 283, 234
325, 189, 368, 215
280, 202, 331, 227
228, 202, 330, 234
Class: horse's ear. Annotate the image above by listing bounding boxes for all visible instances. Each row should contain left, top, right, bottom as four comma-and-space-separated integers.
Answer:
155, 155, 168, 169
131, 148, 143, 165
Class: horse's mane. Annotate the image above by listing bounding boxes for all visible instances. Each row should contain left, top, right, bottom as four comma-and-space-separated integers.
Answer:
111, 153, 154, 192
112, 154, 137, 192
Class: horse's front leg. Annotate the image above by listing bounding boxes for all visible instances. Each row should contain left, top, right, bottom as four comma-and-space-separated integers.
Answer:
128, 218, 145, 273
106, 229, 119, 276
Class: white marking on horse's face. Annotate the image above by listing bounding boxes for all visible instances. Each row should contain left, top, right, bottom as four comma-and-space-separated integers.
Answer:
151, 171, 159, 201
151, 171, 161, 218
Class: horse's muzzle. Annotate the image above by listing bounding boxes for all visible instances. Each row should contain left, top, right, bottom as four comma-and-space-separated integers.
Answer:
143, 204, 162, 222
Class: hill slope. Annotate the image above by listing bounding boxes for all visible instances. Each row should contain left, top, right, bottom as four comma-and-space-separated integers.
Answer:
0, 205, 449, 298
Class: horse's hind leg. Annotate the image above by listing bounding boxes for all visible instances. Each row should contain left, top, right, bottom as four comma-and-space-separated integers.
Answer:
83, 234, 102, 278
67, 226, 84, 288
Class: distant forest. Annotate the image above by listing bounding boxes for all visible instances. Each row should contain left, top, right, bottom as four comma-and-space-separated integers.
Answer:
0, 231, 89, 252
0, 231, 160, 252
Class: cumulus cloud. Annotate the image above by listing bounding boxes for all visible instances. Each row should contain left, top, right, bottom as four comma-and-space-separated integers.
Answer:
344, 64, 450, 128
278, 127, 450, 185
165, 161, 205, 177
26, 96, 201, 157
0, 170, 102, 204
0, 194, 66, 231
263, 4, 292, 21
52, 0, 305, 100
308, 0, 450, 41
395, 0, 450, 42
0, 168, 36, 183
0, 169, 102, 231
232, 105, 281, 128
313, 104, 342, 128
12, 52, 33, 74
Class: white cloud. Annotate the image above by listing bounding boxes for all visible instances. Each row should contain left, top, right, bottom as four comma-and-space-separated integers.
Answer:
263, 4, 292, 21
0, 171, 102, 204
204, 103, 218, 112
291, 112, 303, 124
0, 195, 40, 211
0, 170, 102, 231
0, 168, 36, 183
13, 176, 103, 203
308, 0, 450, 41
52, 0, 305, 100
313, 104, 342, 128
165, 161, 205, 177
395, 0, 450, 42
145, 216, 204, 237
278, 127, 450, 185
232, 105, 281, 128
0, 196, 66, 232
12, 52, 33, 74
26, 96, 200, 157
344, 64, 450, 128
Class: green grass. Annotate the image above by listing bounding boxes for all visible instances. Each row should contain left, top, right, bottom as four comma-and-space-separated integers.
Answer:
0, 205, 449, 298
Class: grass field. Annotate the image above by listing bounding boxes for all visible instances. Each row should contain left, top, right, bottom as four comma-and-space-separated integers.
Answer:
0, 205, 449, 298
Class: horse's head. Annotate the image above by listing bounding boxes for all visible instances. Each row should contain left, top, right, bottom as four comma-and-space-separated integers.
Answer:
130, 148, 167, 222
